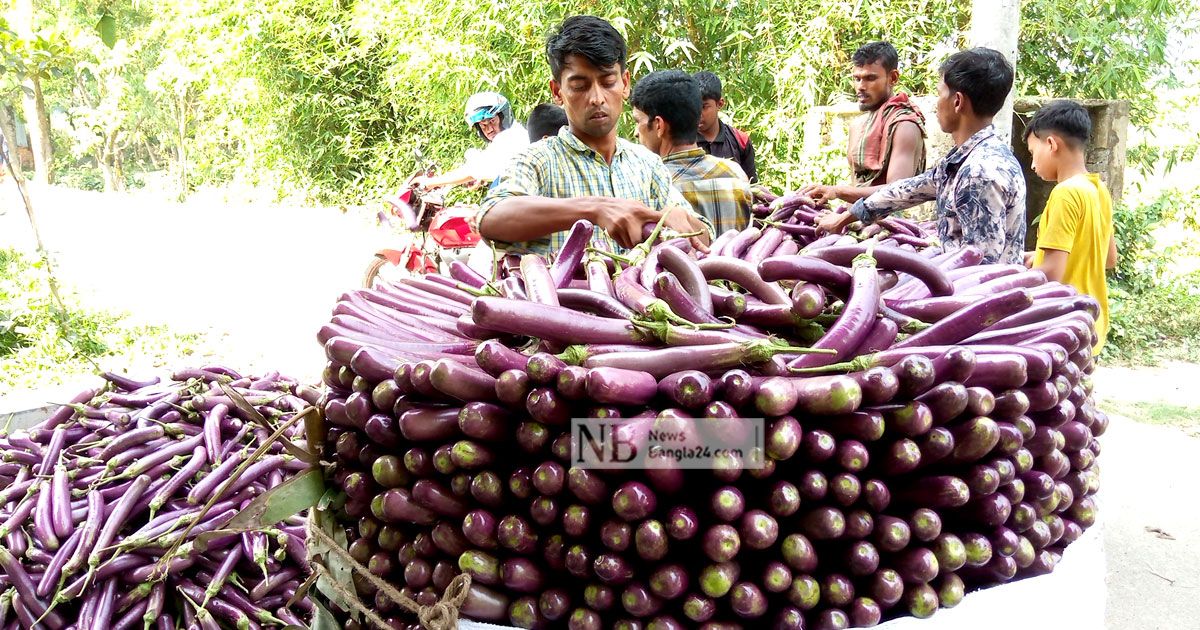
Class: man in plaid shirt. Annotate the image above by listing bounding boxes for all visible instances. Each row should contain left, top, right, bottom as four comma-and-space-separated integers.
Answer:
630, 70, 754, 234
476, 16, 712, 257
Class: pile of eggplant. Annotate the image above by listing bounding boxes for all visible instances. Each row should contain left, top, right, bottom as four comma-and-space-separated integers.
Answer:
0, 369, 316, 629
319, 199, 1105, 629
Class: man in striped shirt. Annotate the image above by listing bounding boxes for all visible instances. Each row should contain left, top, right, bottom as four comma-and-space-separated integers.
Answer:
630, 70, 754, 235
476, 16, 712, 257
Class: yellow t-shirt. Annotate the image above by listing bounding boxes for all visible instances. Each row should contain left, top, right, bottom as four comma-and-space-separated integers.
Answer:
1033, 173, 1114, 354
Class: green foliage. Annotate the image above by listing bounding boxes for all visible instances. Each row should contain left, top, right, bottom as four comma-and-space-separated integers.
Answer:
1106, 276, 1200, 364
4, 1, 1195, 202
0, 248, 201, 390
1103, 189, 1200, 364
1017, 0, 1193, 126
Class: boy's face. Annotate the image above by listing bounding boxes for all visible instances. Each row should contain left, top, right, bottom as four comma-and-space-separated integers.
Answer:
698, 98, 723, 135
1026, 133, 1060, 182
852, 62, 898, 112
550, 54, 630, 141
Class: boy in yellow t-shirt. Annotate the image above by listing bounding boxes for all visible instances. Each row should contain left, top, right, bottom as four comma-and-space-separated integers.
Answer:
1022, 100, 1119, 354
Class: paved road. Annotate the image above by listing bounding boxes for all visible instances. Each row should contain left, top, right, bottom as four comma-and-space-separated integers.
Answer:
4, 186, 1198, 629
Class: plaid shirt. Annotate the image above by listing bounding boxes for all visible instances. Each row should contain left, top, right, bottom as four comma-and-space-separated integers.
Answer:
663, 148, 753, 234
850, 125, 1027, 264
476, 127, 704, 256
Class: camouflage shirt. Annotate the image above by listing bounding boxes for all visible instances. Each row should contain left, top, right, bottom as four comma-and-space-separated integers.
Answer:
850, 125, 1027, 264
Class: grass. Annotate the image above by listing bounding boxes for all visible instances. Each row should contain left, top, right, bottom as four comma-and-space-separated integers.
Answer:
1, 247, 208, 392
1099, 399, 1200, 430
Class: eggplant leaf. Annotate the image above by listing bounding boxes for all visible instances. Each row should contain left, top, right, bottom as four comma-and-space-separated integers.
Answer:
225, 468, 324, 532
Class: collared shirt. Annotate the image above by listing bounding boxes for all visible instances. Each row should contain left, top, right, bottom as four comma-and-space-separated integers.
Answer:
663, 147, 753, 234
850, 125, 1027, 264
698, 121, 757, 183
476, 126, 700, 256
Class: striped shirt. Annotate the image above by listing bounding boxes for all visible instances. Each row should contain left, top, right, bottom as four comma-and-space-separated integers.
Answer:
850, 125, 1027, 264
663, 148, 754, 234
476, 127, 703, 256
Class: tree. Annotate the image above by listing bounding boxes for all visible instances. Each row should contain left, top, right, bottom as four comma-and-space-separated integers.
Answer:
0, 3, 72, 185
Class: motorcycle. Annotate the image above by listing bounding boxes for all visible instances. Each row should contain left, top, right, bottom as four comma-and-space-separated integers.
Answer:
363, 149, 485, 288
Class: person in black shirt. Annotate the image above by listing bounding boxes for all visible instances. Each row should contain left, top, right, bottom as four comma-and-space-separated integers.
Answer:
693, 71, 757, 183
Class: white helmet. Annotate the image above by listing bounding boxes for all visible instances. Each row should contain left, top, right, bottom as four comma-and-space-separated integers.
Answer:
464, 92, 514, 140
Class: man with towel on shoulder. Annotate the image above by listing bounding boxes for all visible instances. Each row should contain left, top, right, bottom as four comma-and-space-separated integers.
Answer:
800, 41, 927, 205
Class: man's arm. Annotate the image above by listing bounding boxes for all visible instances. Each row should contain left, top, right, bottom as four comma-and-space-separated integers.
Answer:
481, 195, 685, 251
1036, 248, 1070, 283
883, 121, 923, 184
802, 122, 925, 205
1106, 235, 1119, 269
816, 168, 938, 233
480, 196, 598, 243
415, 168, 477, 190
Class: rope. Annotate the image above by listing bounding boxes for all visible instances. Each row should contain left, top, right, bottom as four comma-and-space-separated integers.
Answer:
308, 523, 472, 630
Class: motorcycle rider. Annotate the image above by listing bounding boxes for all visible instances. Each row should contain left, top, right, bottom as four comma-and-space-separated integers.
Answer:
413, 92, 529, 190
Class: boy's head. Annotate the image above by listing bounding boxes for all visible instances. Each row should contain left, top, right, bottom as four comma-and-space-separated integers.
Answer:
527, 103, 569, 142
630, 70, 702, 156
935, 47, 1014, 134
1024, 100, 1091, 182
851, 41, 900, 112
546, 16, 630, 141
693, 71, 724, 137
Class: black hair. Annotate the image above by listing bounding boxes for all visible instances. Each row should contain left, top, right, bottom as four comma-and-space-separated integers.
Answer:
630, 70, 702, 144
526, 103, 568, 142
693, 71, 722, 102
546, 16, 627, 81
1022, 100, 1091, 149
938, 47, 1014, 118
852, 42, 899, 72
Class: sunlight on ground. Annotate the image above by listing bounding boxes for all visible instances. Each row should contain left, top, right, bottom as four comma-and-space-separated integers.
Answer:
1099, 399, 1200, 436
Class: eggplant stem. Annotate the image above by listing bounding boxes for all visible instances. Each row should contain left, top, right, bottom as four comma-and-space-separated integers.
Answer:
456, 282, 494, 297
587, 248, 633, 265
557, 345, 590, 366
630, 206, 676, 264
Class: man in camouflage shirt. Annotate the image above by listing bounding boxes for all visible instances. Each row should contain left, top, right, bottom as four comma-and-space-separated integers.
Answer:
819, 48, 1027, 265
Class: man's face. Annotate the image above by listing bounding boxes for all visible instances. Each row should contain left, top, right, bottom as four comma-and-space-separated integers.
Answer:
550, 54, 630, 141
698, 98, 722, 135
935, 79, 960, 134
852, 62, 898, 111
1026, 133, 1058, 182
632, 108, 661, 155
476, 115, 501, 142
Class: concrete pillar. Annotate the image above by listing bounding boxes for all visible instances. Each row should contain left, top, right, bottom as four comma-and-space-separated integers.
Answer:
969, 0, 1021, 142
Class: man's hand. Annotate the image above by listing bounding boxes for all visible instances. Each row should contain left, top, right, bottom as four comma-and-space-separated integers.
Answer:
592, 199, 710, 253
1023, 251, 1036, 268
663, 207, 711, 254
591, 197, 671, 250
799, 184, 845, 207
816, 209, 856, 235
